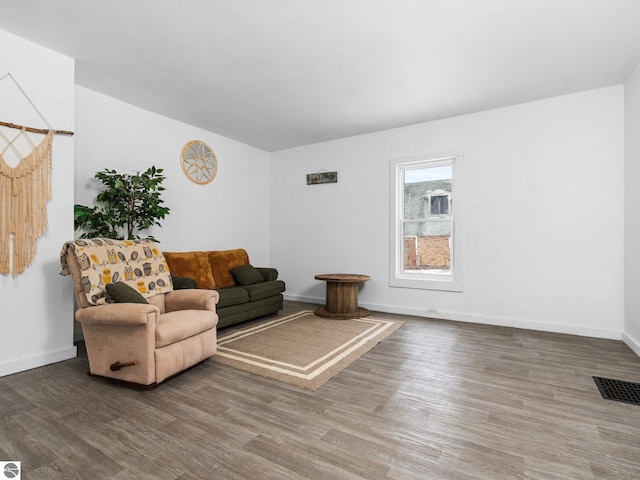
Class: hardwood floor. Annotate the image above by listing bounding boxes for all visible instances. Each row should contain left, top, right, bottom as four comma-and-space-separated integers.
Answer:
2, 301, 640, 479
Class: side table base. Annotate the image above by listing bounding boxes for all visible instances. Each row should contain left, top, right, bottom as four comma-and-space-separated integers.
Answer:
314, 306, 370, 319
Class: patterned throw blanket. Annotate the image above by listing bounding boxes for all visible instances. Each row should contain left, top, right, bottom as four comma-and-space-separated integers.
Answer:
60, 238, 173, 305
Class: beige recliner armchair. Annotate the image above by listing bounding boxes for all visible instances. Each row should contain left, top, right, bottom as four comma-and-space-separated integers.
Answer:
60, 238, 219, 388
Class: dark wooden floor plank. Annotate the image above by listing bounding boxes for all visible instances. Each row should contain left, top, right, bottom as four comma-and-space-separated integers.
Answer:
12, 407, 124, 479
159, 419, 307, 480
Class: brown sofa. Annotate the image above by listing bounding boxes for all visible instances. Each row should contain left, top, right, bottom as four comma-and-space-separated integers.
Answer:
163, 248, 285, 329
60, 238, 219, 388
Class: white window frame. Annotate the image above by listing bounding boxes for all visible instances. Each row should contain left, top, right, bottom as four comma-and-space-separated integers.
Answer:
389, 152, 464, 292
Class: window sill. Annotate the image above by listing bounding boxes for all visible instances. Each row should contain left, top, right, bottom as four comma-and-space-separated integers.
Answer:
390, 275, 463, 292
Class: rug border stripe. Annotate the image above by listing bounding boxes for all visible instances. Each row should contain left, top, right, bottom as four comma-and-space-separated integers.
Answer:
217, 310, 310, 345
216, 319, 399, 380
211, 310, 405, 389
218, 318, 393, 371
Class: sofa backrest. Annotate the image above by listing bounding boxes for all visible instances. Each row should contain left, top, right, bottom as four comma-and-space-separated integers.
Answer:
162, 251, 216, 289
60, 238, 173, 306
164, 248, 249, 289
208, 249, 249, 288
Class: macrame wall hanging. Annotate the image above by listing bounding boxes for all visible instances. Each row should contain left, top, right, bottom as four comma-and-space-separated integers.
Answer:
0, 73, 74, 278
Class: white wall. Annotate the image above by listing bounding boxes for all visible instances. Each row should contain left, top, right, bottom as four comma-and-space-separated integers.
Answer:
0, 29, 76, 376
74, 86, 272, 263
624, 60, 640, 354
272, 87, 625, 339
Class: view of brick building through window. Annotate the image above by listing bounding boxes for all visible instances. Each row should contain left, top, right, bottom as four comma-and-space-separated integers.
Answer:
403, 173, 452, 272
404, 235, 450, 270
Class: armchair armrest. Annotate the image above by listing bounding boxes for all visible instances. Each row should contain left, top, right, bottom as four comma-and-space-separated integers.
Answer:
75, 303, 159, 326
164, 289, 219, 312
257, 267, 278, 282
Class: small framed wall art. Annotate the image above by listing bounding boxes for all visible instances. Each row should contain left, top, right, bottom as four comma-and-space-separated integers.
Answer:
181, 140, 218, 184
306, 171, 337, 185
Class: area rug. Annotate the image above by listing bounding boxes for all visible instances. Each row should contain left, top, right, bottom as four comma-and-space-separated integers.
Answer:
211, 310, 404, 390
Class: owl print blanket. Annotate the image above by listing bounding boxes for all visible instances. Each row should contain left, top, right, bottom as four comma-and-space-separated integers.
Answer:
60, 238, 173, 305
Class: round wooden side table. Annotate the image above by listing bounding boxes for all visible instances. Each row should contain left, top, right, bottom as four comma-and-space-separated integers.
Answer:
314, 273, 370, 319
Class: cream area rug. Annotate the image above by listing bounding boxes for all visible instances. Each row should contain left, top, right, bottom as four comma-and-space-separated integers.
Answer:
211, 310, 404, 390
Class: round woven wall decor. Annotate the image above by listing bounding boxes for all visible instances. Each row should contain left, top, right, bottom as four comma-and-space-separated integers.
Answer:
181, 140, 218, 184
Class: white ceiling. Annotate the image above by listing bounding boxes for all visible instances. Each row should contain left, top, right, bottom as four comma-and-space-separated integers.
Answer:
1, 0, 640, 152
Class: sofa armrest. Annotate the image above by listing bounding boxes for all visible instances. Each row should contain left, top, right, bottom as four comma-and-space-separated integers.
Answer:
75, 303, 159, 326
164, 289, 219, 312
257, 267, 278, 282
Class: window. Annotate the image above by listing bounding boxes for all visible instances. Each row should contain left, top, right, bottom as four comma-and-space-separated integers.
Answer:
426, 190, 451, 216
389, 152, 463, 291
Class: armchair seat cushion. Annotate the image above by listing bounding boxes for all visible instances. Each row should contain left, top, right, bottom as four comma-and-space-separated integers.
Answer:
155, 310, 217, 348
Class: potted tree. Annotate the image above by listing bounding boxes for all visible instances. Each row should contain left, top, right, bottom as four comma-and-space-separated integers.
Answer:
74, 166, 170, 241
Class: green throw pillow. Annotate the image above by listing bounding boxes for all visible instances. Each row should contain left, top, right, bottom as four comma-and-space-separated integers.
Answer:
171, 274, 198, 290
230, 264, 264, 286
106, 282, 149, 304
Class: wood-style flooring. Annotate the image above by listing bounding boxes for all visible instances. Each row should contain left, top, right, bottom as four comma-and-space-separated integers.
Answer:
1, 301, 640, 479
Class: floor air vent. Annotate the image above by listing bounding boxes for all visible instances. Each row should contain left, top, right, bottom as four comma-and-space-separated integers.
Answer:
593, 376, 640, 406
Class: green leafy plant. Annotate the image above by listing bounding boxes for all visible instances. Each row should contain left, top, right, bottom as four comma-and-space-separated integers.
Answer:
74, 166, 170, 242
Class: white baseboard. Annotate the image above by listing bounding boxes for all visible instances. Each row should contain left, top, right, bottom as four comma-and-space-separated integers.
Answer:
0, 345, 77, 378
623, 332, 640, 357
284, 293, 622, 340
284, 293, 323, 305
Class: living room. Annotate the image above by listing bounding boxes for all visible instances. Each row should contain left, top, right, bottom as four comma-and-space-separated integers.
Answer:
1, 2, 640, 478
1, 1, 639, 378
